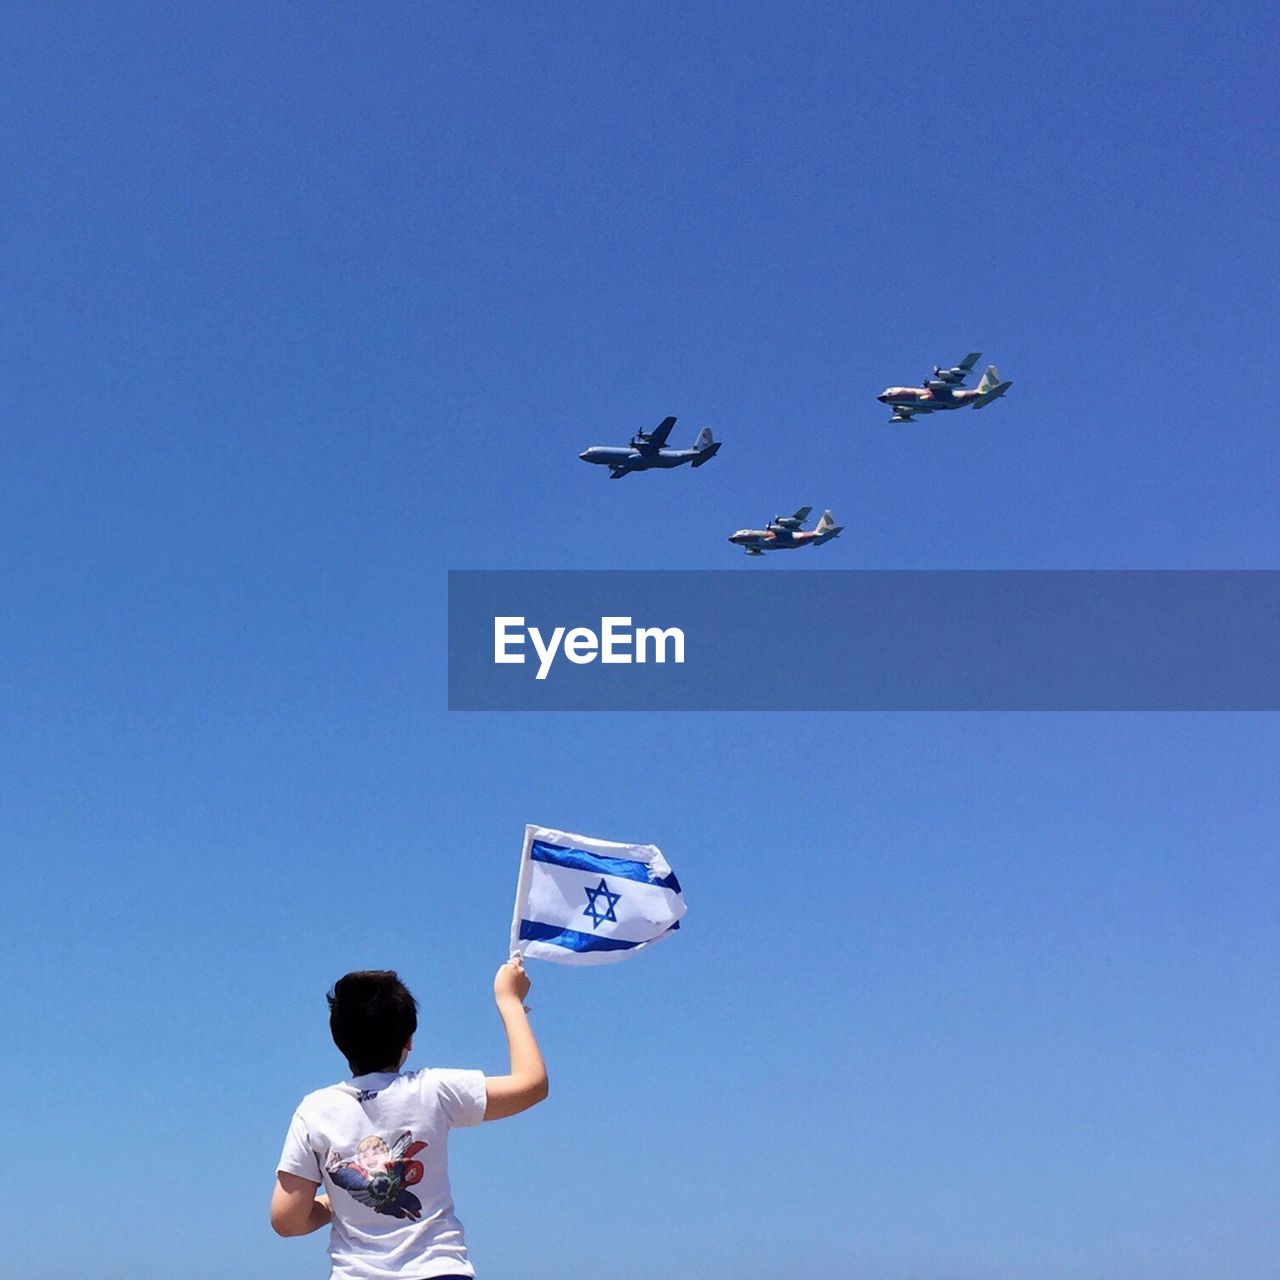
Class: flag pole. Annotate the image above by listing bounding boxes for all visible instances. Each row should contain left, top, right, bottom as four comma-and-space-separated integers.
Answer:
508, 824, 537, 959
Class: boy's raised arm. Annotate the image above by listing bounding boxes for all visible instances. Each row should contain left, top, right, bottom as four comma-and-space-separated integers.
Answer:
483, 956, 550, 1121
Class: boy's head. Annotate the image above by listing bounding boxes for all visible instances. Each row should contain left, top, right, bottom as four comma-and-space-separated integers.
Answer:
327, 970, 418, 1077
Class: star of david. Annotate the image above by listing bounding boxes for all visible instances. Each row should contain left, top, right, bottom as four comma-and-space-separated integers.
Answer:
582, 878, 621, 930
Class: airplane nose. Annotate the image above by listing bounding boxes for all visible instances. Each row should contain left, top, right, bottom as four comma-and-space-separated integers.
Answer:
876, 393, 889, 403
578, 450, 591, 461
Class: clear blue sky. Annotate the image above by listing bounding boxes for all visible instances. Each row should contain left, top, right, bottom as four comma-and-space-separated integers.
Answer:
2, 4, 1277, 1278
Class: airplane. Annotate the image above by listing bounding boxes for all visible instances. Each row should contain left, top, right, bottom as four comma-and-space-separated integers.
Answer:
579, 417, 721, 478
729, 507, 843, 555
877, 352, 1013, 422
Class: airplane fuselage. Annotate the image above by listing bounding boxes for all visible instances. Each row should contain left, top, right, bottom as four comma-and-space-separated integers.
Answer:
580, 446, 700, 471
877, 385, 983, 408
579, 441, 721, 477
728, 528, 837, 554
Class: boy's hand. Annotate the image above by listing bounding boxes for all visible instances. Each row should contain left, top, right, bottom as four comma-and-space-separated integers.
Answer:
494, 956, 531, 1005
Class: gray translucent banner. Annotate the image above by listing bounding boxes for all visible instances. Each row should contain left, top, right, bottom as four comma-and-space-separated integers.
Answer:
447, 571, 1280, 711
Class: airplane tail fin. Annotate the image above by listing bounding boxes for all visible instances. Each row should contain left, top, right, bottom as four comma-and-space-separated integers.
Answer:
814, 510, 842, 541
689, 427, 721, 467
973, 366, 1013, 408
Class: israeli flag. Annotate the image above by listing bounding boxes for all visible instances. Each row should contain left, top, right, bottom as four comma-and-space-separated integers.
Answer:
510, 825, 686, 966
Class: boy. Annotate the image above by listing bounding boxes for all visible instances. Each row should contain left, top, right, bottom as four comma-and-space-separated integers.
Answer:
272, 958, 547, 1278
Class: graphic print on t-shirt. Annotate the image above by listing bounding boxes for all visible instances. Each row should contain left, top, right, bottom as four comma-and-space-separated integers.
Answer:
326, 1132, 428, 1220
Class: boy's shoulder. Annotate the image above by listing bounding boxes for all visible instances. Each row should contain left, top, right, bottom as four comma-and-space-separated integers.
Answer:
294, 1067, 482, 1112
294, 1071, 406, 1109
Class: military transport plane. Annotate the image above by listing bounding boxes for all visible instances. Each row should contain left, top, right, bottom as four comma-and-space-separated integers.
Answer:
579, 417, 721, 478
729, 507, 842, 555
877, 352, 1013, 422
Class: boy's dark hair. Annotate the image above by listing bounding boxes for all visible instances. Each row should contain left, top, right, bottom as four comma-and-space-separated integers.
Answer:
327, 970, 418, 1077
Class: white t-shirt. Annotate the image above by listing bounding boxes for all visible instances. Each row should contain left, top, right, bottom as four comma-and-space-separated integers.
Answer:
278, 1067, 488, 1279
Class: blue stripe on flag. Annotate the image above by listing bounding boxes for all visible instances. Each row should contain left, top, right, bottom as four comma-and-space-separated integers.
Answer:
530, 839, 682, 892
519, 920, 644, 953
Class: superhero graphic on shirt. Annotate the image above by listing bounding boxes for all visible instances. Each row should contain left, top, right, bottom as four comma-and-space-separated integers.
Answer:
326, 1133, 428, 1220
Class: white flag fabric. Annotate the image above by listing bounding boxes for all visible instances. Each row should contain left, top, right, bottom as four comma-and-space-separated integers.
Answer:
509, 825, 686, 966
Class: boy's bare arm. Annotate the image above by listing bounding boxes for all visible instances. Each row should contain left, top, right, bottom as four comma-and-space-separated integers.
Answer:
270, 1173, 331, 1237
484, 957, 550, 1121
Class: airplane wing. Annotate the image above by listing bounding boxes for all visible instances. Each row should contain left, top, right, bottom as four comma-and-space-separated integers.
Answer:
770, 506, 812, 529
647, 416, 677, 448
957, 352, 981, 372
